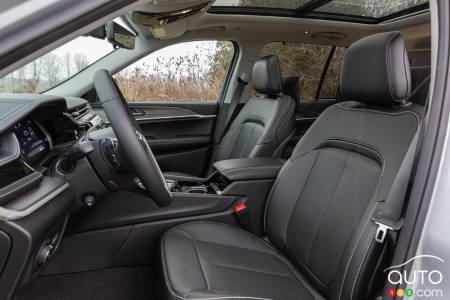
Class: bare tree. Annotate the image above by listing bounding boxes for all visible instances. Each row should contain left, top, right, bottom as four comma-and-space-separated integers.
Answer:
42, 53, 61, 86
30, 57, 44, 82
73, 53, 89, 72
63, 52, 72, 78
17, 65, 26, 91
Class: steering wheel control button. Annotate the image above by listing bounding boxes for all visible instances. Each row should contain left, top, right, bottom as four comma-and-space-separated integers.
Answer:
100, 138, 123, 170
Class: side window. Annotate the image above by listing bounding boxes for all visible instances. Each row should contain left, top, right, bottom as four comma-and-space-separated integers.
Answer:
260, 42, 346, 99
114, 41, 234, 102
319, 46, 346, 99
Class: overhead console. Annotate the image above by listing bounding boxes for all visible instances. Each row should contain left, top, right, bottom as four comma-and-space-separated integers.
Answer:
131, 0, 213, 39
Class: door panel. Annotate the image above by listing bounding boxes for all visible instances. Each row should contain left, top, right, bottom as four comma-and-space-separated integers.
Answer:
283, 98, 338, 158
93, 101, 218, 176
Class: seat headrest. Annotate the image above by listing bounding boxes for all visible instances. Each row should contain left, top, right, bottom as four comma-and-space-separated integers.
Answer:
253, 55, 283, 96
340, 32, 411, 106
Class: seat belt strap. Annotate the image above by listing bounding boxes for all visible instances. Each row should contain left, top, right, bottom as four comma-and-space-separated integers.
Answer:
371, 120, 422, 244
215, 73, 249, 145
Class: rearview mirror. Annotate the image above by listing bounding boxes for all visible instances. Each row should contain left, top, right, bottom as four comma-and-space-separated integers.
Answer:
106, 21, 136, 50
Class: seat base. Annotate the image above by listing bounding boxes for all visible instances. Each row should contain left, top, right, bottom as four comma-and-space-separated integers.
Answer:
161, 221, 324, 300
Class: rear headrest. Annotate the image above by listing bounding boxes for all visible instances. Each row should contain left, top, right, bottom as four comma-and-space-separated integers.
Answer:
340, 32, 411, 106
253, 55, 283, 96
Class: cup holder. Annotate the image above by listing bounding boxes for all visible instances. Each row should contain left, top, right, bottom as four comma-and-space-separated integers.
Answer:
183, 186, 208, 194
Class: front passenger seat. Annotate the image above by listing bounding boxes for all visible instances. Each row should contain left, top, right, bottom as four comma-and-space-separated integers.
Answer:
160, 32, 424, 300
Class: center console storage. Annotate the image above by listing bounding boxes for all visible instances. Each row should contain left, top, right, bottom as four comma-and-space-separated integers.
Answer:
167, 157, 285, 235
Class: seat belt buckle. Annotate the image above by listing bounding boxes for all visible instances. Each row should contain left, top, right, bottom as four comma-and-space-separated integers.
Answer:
372, 217, 404, 244
374, 222, 393, 244
234, 204, 251, 230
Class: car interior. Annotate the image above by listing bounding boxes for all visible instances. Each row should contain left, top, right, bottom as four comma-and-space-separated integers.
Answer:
0, 0, 432, 299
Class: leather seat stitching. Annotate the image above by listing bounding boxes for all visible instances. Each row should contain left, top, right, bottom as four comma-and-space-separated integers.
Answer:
170, 222, 277, 254
274, 97, 295, 144
311, 138, 386, 173
240, 123, 257, 157
161, 224, 276, 300
263, 160, 292, 232
193, 241, 210, 294
336, 102, 420, 123
284, 150, 321, 248
349, 227, 377, 300
385, 33, 399, 101
270, 252, 325, 300
305, 151, 354, 264
338, 203, 377, 300
202, 259, 295, 279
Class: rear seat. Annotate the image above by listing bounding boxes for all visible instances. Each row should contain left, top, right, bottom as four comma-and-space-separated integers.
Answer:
410, 66, 431, 105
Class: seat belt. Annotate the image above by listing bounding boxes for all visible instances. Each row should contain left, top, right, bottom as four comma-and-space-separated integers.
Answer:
215, 73, 249, 145
371, 119, 423, 244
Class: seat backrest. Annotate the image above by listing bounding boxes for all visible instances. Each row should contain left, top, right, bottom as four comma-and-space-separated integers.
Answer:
264, 32, 424, 300
282, 75, 301, 112
410, 66, 431, 105
214, 55, 296, 163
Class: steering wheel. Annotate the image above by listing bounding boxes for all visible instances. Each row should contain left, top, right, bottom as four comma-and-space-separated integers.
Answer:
93, 69, 172, 207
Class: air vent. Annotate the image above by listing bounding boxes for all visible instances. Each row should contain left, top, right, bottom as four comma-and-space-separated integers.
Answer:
69, 105, 90, 118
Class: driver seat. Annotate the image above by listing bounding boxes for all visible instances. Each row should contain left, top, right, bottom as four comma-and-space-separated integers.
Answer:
160, 32, 424, 300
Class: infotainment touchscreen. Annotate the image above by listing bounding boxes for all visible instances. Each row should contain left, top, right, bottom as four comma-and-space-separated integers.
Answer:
13, 119, 49, 164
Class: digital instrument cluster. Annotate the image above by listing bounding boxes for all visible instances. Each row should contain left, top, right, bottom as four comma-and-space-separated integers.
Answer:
13, 119, 50, 164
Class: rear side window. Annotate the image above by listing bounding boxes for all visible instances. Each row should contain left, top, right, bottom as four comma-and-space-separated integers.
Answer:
114, 41, 235, 103
260, 42, 346, 99
319, 46, 346, 98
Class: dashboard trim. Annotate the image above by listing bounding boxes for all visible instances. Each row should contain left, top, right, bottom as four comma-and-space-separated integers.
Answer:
0, 133, 20, 167
104, 114, 217, 124
0, 182, 70, 220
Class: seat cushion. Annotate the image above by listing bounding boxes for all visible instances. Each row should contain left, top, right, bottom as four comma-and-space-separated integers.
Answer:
161, 222, 325, 300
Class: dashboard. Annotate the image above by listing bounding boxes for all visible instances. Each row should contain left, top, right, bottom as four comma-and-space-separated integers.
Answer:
13, 119, 51, 165
0, 94, 104, 300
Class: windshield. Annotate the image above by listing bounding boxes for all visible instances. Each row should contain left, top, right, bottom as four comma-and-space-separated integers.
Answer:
0, 36, 114, 94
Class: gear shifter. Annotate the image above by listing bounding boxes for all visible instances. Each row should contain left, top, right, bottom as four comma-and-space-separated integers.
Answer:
59, 140, 94, 173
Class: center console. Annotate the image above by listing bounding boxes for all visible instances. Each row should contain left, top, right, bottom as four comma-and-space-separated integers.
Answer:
165, 157, 285, 235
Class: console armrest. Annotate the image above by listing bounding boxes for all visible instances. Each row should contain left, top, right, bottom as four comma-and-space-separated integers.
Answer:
213, 157, 284, 181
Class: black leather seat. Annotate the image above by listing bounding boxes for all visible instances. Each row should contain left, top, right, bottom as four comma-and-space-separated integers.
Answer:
165, 55, 296, 179
410, 66, 431, 105
161, 32, 425, 300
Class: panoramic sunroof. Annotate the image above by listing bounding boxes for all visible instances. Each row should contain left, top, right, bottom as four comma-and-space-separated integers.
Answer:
210, 0, 430, 23
314, 0, 429, 18
213, 0, 311, 10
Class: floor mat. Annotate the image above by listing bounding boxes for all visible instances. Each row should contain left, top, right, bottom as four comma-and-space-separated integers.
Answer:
14, 266, 159, 300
